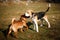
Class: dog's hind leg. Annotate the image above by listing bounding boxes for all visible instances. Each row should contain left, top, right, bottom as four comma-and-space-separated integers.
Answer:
7, 27, 12, 36
43, 16, 51, 28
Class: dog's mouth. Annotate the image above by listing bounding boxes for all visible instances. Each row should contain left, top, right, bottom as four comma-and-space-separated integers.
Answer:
25, 16, 30, 18
22, 14, 30, 18
24, 15, 30, 18
24, 12, 30, 18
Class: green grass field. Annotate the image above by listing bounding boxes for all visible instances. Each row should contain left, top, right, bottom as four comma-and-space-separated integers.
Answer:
0, 1, 60, 40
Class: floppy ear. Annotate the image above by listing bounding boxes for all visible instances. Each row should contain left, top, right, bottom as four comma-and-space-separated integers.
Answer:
32, 12, 34, 15
30, 10, 34, 15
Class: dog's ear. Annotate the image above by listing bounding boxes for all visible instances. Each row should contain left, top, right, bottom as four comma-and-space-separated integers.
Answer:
30, 10, 34, 15
32, 12, 34, 15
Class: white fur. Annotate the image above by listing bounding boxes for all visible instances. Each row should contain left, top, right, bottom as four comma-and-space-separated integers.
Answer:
25, 13, 30, 16
49, 3, 51, 7
32, 15, 39, 32
43, 17, 51, 28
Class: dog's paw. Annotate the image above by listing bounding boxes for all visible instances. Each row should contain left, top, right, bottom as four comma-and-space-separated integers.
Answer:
40, 24, 43, 27
48, 26, 51, 28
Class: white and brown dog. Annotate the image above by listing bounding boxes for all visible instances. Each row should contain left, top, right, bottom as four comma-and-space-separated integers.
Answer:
25, 3, 51, 32
7, 17, 28, 38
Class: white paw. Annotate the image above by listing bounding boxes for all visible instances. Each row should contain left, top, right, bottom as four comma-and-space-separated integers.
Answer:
40, 24, 43, 27
37, 31, 39, 32
48, 26, 51, 28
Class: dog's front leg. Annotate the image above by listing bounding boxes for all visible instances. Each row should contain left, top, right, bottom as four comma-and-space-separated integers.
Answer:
33, 21, 36, 30
14, 31, 18, 38
33, 19, 39, 32
32, 18, 36, 31
24, 24, 28, 30
20, 28, 23, 32
13, 28, 18, 38
32, 17, 39, 32
35, 21, 39, 32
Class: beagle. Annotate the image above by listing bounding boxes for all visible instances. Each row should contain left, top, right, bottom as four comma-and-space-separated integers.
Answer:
25, 3, 51, 32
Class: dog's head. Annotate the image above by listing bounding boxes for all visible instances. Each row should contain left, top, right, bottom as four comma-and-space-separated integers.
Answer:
21, 17, 26, 21
25, 10, 34, 18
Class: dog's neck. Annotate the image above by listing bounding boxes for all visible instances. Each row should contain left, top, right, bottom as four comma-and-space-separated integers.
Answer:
31, 12, 36, 18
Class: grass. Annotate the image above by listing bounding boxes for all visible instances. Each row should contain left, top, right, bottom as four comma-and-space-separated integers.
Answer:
0, 1, 60, 40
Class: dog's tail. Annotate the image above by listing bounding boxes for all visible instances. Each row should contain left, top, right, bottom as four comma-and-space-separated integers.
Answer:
45, 3, 51, 13
12, 18, 15, 24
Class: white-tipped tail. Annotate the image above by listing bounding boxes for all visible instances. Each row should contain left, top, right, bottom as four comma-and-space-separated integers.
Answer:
48, 3, 51, 7
12, 18, 15, 24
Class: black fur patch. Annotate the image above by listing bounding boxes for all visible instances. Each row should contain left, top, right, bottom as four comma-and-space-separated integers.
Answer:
32, 12, 45, 19
36, 12, 45, 19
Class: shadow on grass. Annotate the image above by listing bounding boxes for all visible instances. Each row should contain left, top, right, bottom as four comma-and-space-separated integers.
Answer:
0, 27, 10, 40
0, 22, 33, 39
0, 24, 11, 36
0, 24, 15, 39
27, 22, 33, 30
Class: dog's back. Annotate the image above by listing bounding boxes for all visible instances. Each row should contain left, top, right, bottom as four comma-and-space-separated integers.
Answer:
11, 18, 26, 29
33, 3, 51, 19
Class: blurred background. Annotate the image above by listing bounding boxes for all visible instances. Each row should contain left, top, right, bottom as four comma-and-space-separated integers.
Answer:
0, 0, 60, 40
